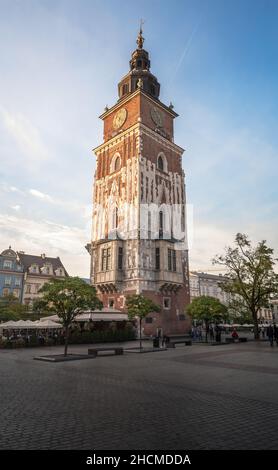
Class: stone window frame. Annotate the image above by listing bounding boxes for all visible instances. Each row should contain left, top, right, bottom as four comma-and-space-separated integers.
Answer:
156, 152, 168, 173
163, 297, 171, 310
4, 276, 12, 286
14, 277, 21, 286
3, 259, 12, 269
110, 152, 121, 174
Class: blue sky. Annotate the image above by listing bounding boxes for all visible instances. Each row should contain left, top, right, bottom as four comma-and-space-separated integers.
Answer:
0, 0, 278, 276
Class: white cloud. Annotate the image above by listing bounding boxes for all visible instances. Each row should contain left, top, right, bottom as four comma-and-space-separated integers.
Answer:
11, 205, 21, 211
0, 106, 49, 163
0, 213, 90, 277
29, 189, 54, 202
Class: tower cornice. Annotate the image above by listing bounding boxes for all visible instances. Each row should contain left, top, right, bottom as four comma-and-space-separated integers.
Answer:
93, 121, 184, 155
99, 88, 178, 121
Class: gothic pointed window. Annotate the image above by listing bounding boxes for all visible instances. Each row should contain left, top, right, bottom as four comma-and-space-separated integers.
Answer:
114, 156, 120, 172
157, 155, 164, 171
157, 152, 167, 172
110, 153, 121, 173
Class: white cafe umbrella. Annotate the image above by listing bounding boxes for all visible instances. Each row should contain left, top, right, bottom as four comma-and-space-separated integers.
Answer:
0, 320, 18, 329
36, 319, 62, 329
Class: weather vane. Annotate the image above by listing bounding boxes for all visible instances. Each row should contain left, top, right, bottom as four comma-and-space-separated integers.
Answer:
137, 19, 145, 49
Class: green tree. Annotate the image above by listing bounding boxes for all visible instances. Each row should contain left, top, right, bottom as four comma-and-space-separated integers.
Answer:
126, 294, 160, 351
37, 277, 103, 355
186, 296, 228, 342
0, 295, 28, 322
213, 233, 278, 340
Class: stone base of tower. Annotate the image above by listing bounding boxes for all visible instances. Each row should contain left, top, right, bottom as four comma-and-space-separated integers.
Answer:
138, 289, 191, 337
94, 288, 191, 337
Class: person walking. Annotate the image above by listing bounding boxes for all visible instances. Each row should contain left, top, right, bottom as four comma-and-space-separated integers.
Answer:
267, 324, 274, 347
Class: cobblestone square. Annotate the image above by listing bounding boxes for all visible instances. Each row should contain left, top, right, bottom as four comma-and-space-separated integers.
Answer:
1, 341, 278, 450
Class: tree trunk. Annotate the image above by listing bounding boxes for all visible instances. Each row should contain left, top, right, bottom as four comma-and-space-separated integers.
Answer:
252, 310, 260, 340
205, 320, 208, 343
139, 318, 142, 351
64, 326, 69, 356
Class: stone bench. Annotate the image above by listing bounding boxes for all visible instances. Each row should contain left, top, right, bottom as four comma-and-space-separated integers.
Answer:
88, 347, 124, 357
225, 337, 248, 343
167, 339, 192, 348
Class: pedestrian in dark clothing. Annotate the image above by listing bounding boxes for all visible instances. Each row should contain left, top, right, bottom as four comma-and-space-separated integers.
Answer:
267, 325, 274, 347
215, 325, 221, 343
274, 324, 278, 346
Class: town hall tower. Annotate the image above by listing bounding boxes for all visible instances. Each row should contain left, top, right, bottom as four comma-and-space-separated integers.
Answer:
90, 29, 191, 335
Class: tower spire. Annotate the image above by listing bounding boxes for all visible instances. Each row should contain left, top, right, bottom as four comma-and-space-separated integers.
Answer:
136, 19, 145, 49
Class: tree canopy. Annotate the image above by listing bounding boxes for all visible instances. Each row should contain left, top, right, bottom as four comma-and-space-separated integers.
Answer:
187, 296, 228, 325
126, 294, 160, 350
37, 277, 103, 355
213, 233, 278, 339
0, 295, 28, 322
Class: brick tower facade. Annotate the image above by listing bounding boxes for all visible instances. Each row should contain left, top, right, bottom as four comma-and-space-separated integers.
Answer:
90, 29, 191, 335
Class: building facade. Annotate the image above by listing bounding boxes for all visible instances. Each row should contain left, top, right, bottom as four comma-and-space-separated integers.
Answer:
189, 270, 273, 322
0, 247, 24, 301
90, 29, 190, 335
189, 271, 231, 305
18, 253, 68, 306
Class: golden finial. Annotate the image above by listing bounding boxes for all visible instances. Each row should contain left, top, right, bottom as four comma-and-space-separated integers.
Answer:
136, 19, 145, 49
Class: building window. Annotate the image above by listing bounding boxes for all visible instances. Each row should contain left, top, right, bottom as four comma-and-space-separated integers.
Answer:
137, 60, 142, 68
4, 277, 11, 286
3, 260, 12, 269
101, 248, 111, 271
31, 265, 38, 273
159, 211, 163, 239
110, 153, 121, 173
157, 153, 167, 173
122, 84, 129, 96
13, 289, 20, 298
118, 247, 123, 270
168, 249, 177, 272
108, 298, 114, 308
155, 248, 160, 270
157, 155, 164, 171
114, 156, 121, 172
150, 84, 156, 95
2, 288, 10, 297
163, 298, 171, 309
26, 284, 31, 294
179, 314, 185, 321
15, 277, 21, 286
145, 317, 153, 324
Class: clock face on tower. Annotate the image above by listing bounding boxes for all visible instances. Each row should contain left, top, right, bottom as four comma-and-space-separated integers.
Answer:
113, 108, 127, 129
150, 106, 163, 127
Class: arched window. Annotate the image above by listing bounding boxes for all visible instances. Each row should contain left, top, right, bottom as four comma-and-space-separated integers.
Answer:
114, 156, 121, 172
110, 153, 121, 173
157, 152, 168, 173
157, 155, 164, 171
